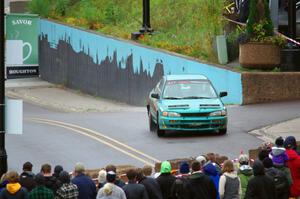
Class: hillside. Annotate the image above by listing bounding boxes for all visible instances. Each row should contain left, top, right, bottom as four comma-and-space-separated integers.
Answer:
29, 0, 227, 62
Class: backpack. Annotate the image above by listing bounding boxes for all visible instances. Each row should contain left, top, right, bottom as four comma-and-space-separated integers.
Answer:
266, 168, 289, 199
170, 177, 188, 199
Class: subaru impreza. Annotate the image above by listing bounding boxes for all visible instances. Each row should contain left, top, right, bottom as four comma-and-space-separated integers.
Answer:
146, 75, 228, 137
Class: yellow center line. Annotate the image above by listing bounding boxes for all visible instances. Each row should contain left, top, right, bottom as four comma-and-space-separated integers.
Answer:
26, 117, 161, 163
26, 118, 161, 166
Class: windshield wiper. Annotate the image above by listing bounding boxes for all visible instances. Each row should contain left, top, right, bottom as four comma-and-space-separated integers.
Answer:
182, 96, 212, 99
163, 97, 182, 100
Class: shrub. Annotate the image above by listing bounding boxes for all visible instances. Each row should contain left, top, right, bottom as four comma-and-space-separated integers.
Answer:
29, 0, 227, 62
54, 0, 70, 17
246, 0, 274, 38
28, 0, 51, 17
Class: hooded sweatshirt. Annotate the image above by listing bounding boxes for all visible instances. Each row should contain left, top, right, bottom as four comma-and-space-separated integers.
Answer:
156, 161, 176, 199
7, 183, 21, 194
270, 146, 288, 166
0, 182, 28, 199
238, 165, 253, 199
284, 136, 300, 155
245, 161, 276, 199
286, 148, 300, 197
186, 171, 217, 199
203, 163, 220, 199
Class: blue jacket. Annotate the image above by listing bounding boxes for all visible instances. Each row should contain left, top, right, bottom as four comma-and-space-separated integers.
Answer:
71, 173, 97, 199
203, 163, 220, 199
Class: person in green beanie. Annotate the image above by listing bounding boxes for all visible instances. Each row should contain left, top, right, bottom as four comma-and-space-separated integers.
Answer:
156, 161, 176, 199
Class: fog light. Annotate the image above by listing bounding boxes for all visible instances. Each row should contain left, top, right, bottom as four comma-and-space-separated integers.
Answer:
212, 120, 221, 123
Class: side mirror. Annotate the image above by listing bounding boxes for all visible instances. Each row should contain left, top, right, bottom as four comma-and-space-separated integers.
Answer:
151, 93, 160, 99
219, 92, 228, 98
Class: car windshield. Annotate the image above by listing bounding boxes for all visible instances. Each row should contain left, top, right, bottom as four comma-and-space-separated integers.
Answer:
163, 80, 217, 99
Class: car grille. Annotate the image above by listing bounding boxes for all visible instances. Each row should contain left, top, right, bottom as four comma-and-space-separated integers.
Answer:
180, 112, 210, 117
167, 119, 225, 129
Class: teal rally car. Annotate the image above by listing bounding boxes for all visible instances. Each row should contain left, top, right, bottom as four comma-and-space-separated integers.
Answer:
146, 75, 228, 137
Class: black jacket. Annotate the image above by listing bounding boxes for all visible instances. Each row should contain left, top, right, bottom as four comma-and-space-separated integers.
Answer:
123, 182, 149, 199
19, 171, 36, 192
170, 176, 189, 199
156, 173, 176, 199
44, 175, 59, 193
185, 172, 217, 199
265, 167, 289, 199
245, 161, 277, 199
139, 177, 163, 199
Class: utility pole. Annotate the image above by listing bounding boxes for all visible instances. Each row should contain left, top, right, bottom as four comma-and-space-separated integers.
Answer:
0, 0, 7, 177
131, 0, 153, 40
288, 0, 297, 39
140, 0, 153, 33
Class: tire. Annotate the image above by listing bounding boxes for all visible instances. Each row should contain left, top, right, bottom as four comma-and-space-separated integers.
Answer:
156, 113, 165, 137
219, 128, 227, 135
148, 111, 155, 132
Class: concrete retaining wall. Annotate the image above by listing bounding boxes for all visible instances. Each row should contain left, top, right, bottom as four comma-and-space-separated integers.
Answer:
242, 72, 300, 104
39, 19, 243, 106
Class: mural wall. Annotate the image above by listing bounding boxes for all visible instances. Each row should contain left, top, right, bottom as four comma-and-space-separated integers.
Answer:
39, 19, 243, 105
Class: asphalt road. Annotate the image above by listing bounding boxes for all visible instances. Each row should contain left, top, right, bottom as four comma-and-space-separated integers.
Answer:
6, 100, 300, 173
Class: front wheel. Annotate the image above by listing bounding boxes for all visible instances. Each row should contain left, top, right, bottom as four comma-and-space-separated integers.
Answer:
219, 128, 227, 135
148, 111, 155, 132
156, 113, 165, 137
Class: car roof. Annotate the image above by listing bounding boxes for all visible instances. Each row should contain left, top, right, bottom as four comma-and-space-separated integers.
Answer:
164, 74, 208, 81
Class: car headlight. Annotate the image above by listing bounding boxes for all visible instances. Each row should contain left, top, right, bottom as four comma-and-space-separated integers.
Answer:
162, 111, 181, 117
209, 110, 227, 116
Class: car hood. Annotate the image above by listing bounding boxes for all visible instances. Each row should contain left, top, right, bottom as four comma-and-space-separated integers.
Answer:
159, 98, 224, 112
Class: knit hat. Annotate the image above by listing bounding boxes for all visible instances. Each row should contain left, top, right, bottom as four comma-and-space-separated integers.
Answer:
179, 162, 190, 174
74, 162, 85, 173
275, 137, 284, 147
160, 161, 171, 174
54, 165, 63, 174
98, 170, 107, 184
238, 154, 249, 164
262, 157, 273, 169
35, 173, 45, 185
106, 171, 116, 183
253, 160, 265, 176
54, 165, 63, 177
196, 155, 207, 166
59, 171, 70, 184
284, 136, 297, 149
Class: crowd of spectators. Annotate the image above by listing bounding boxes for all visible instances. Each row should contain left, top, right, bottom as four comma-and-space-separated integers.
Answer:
0, 135, 300, 199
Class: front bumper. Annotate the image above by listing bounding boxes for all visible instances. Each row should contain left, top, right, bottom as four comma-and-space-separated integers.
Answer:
158, 116, 227, 131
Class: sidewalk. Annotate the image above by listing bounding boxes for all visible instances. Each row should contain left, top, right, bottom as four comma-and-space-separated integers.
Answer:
5, 78, 143, 113
249, 118, 300, 143
5, 78, 300, 143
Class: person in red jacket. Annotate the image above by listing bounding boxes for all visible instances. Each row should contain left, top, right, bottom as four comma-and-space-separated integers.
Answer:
284, 136, 300, 198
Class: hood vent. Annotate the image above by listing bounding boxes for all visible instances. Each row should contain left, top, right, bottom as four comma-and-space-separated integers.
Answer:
200, 104, 220, 109
168, 104, 189, 109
